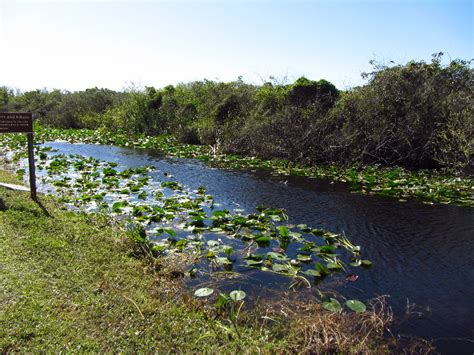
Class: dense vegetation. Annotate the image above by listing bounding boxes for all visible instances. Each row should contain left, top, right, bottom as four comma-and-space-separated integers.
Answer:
1, 54, 472, 172
1, 126, 472, 206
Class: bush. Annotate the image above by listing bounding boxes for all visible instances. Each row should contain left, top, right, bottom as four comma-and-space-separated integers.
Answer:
4, 55, 471, 171
287, 77, 339, 111
326, 54, 473, 170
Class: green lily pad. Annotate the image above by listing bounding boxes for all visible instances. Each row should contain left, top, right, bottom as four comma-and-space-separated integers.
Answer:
229, 290, 246, 301
266, 252, 289, 261
296, 254, 312, 262
322, 298, 342, 313
194, 287, 214, 297
246, 259, 263, 267
345, 299, 366, 313
272, 263, 291, 273
255, 235, 271, 247
303, 269, 321, 277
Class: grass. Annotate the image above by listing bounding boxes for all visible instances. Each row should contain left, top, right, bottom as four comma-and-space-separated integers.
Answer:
0, 169, 428, 353
0, 170, 21, 185
0, 174, 287, 352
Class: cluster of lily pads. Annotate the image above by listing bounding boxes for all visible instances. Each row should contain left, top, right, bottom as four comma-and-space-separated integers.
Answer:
0, 135, 374, 311
31, 151, 369, 281
1, 125, 473, 207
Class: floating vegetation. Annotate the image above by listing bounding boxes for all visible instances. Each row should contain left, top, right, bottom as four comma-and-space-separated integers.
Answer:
0, 137, 374, 313
1, 125, 471, 207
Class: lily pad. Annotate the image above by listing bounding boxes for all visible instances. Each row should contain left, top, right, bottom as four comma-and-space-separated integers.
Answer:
322, 298, 342, 313
345, 299, 366, 313
194, 287, 214, 297
303, 269, 321, 277
266, 251, 289, 261
296, 254, 312, 262
229, 290, 246, 301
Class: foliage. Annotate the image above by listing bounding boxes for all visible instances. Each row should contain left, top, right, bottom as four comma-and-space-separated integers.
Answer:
1, 125, 472, 206
327, 54, 473, 170
2, 54, 472, 171
287, 77, 339, 110
0, 139, 369, 283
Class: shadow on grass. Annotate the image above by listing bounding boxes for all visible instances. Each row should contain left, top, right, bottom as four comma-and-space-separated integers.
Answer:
34, 198, 51, 218
0, 197, 6, 211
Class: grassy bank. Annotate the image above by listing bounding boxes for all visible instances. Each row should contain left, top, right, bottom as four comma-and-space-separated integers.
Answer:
0, 175, 283, 352
0, 170, 409, 353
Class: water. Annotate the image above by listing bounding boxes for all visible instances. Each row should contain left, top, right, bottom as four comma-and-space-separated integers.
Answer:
44, 142, 474, 353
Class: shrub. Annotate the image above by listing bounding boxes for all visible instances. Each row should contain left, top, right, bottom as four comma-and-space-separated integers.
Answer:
326, 54, 473, 170
287, 77, 339, 110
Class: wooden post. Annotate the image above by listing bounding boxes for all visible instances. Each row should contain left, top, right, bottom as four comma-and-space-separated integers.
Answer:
27, 132, 37, 201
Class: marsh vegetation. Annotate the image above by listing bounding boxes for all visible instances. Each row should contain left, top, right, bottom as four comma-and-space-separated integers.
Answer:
1, 54, 472, 352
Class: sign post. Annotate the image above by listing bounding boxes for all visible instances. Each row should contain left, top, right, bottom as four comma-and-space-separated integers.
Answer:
0, 112, 37, 201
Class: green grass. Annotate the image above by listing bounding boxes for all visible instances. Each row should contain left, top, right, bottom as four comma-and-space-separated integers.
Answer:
0, 178, 286, 352
0, 170, 21, 185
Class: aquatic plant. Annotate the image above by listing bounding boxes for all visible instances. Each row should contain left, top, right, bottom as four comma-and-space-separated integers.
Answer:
0, 141, 373, 308
1, 125, 471, 207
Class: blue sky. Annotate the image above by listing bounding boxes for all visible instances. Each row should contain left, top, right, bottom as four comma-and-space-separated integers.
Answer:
0, 0, 472, 91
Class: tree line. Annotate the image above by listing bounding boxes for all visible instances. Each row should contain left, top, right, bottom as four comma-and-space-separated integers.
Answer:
1, 54, 472, 171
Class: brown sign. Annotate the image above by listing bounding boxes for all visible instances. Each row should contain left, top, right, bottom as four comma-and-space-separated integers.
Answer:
0, 112, 33, 133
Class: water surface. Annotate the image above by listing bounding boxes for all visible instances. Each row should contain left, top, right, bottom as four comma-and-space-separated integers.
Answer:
44, 142, 474, 353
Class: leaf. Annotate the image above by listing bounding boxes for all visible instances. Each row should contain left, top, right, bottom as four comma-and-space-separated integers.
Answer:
272, 263, 290, 273
112, 201, 125, 213
215, 293, 230, 308
289, 231, 302, 240
311, 229, 326, 236
175, 239, 188, 248
303, 269, 321, 277
216, 257, 232, 265
266, 252, 289, 261
315, 262, 329, 276
245, 253, 263, 261
296, 254, 312, 262
194, 287, 214, 297
322, 298, 342, 313
229, 290, 246, 301
207, 240, 220, 247
345, 299, 366, 313
361, 260, 373, 268
270, 215, 281, 222
255, 235, 271, 247
297, 224, 311, 232
212, 210, 227, 217
278, 225, 290, 238
327, 261, 343, 270
164, 228, 177, 237
350, 259, 362, 267
245, 259, 263, 267
319, 245, 337, 253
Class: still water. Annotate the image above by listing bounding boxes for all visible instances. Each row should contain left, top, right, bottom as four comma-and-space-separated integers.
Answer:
44, 142, 474, 353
